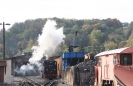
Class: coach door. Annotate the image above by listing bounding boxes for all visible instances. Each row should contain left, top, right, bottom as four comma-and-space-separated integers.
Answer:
104, 56, 109, 79
0, 67, 4, 82
97, 58, 102, 85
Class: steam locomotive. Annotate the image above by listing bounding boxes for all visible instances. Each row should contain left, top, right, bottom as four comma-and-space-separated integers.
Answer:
42, 59, 57, 80
41, 53, 96, 85
41, 31, 96, 85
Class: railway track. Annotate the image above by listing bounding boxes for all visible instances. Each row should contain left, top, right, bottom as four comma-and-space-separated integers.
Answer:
25, 77, 42, 86
18, 76, 59, 86
43, 80, 56, 86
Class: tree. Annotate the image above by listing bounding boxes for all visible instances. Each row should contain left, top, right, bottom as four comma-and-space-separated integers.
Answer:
118, 41, 127, 48
129, 21, 133, 30
0, 44, 3, 53
89, 30, 104, 43
125, 31, 133, 47
104, 41, 117, 50
0, 17, 130, 57
0, 53, 3, 60
24, 39, 34, 52
90, 38, 100, 52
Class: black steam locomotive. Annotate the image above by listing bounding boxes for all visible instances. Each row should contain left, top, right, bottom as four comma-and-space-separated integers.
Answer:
42, 59, 57, 80
41, 52, 96, 86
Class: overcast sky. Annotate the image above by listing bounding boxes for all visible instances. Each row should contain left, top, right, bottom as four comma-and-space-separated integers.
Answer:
0, 0, 133, 29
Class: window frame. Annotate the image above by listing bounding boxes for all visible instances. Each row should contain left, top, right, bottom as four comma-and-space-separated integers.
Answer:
113, 54, 117, 64
98, 58, 102, 66
120, 54, 132, 66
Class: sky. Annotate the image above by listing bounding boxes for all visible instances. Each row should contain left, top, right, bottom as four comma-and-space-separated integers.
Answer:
0, 0, 133, 29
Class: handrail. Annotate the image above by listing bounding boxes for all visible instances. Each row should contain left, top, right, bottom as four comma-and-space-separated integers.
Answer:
114, 75, 126, 86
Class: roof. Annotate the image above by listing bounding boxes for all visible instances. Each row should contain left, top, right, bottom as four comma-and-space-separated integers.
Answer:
0, 61, 6, 66
6, 52, 32, 60
50, 56, 60, 59
62, 52, 88, 58
95, 47, 128, 57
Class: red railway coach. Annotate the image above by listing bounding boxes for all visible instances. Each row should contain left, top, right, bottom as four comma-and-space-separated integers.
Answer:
94, 46, 133, 86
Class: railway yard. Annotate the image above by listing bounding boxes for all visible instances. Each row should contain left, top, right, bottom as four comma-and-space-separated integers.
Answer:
1, 47, 133, 86
1, 31, 133, 86
14, 76, 70, 86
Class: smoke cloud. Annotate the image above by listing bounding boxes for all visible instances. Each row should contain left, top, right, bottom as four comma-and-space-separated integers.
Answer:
14, 20, 65, 76
30, 19, 65, 63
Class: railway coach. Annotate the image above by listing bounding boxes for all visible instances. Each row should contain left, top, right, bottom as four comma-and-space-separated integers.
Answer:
95, 46, 133, 86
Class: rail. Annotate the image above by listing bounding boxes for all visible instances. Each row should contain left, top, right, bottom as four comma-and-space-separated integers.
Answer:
25, 77, 42, 86
16, 76, 59, 86
43, 80, 56, 86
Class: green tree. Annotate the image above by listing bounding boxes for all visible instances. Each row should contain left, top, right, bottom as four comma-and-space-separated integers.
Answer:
89, 30, 104, 43
24, 39, 34, 52
104, 41, 117, 50
0, 53, 3, 60
125, 31, 133, 47
118, 41, 127, 48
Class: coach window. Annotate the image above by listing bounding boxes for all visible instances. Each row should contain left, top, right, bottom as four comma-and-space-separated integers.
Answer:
113, 55, 117, 64
99, 58, 102, 66
120, 54, 132, 66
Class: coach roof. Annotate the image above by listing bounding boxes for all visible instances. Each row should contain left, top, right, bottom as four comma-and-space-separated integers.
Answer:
95, 47, 129, 57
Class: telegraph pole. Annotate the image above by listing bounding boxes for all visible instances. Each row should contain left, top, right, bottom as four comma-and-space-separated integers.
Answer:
0, 21, 10, 59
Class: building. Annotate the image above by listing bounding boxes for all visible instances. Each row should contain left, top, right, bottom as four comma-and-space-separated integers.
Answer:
0, 60, 14, 84
0, 52, 32, 84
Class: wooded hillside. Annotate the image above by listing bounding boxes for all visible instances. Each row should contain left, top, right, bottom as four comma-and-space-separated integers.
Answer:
0, 17, 132, 58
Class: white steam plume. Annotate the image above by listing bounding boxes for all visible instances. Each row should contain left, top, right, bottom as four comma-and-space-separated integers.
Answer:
29, 20, 65, 63
15, 20, 65, 76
